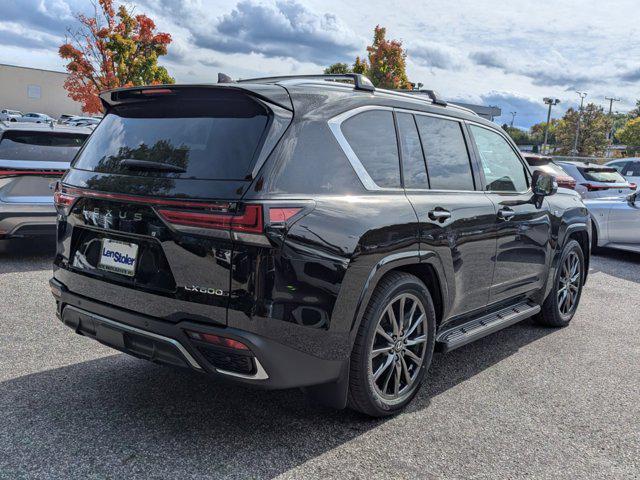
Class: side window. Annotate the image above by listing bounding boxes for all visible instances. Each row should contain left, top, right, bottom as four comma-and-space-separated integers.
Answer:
470, 125, 528, 192
396, 113, 428, 188
629, 162, 640, 176
415, 115, 475, 190
341, 110, 400, 188
608, 161, 627, 173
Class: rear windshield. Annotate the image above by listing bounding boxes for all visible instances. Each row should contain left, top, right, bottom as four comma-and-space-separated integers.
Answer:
540, 162, 569, 177
73, 89, 270, 180
0, 131, 88, 162
578, 167, 626, 183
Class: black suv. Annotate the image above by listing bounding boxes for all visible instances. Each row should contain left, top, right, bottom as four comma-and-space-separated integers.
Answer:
50, 74, 590, 416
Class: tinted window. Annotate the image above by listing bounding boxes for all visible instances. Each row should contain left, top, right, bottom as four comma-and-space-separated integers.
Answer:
578, 167, 626, 183
73, 89, 269, 180
396, 113, 428, 188
608, 161, 628, 173
0, 131, 88, 162
470, 125, 528, 192
341, 110, 400, 188
625, 161, 640, 176
415, 116, 474, 190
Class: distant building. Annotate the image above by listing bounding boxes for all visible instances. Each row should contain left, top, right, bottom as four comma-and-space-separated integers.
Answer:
449, 102, 502, 121
0, 64, 84, 119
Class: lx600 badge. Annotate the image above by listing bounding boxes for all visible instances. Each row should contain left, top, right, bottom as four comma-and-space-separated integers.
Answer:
184, 285, 227, 296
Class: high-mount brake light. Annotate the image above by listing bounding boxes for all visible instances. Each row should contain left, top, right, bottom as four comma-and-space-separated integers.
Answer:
269, 207, 302, 223
157, 204, 263, 234
140, 88, 173, 95
185, 330, 250, 350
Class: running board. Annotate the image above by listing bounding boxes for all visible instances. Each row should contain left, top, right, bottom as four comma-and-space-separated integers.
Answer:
436, 301, 541, 353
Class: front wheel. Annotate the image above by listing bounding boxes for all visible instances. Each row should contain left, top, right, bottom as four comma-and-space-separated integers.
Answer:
535, 239, 584, 327
348, 272, 436, 417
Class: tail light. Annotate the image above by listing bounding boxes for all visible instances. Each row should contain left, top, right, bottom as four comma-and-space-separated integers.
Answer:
557, 178, 577, 190
157, 204, 263, 234
53, 183, 78, 213
580, 183, 611, 192
630, 182, 637, 190
185, 330, 250, 350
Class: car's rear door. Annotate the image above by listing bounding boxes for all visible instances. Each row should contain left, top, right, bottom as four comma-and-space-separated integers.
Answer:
467, 123, 552, 305
397, 110, 497, 320
0, 130, 86, 204
55, 85, 292, 326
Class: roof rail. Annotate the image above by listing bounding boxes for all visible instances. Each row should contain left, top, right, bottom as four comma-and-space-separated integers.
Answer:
400, 89, 448, 106
237, 74, 376, 92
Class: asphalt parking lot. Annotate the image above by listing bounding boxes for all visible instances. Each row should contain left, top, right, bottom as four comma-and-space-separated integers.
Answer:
0, 245, 638, 480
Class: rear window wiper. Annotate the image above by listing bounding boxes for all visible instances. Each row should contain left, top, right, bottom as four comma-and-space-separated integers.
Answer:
120, 159, 186, 173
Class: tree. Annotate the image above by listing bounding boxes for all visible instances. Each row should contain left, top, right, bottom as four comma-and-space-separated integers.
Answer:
324, 62, 351, 74
629, 100, 640, 118
529, 119, 559, 146
502, 125, 533, 145
616, 117, 640, 147
365, 26, 411, 89
321, 25, 411, 89
554, 104, 612, 156
59, 0, 174, 114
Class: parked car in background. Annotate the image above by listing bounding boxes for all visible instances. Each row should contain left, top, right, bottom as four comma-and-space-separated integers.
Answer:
50, 75, 590, 417
557, 161, 635, 199
19, 112, 55, 124
0, 123, 91, 252
522, 153, 576, 190
587, 192, 640, 253
57, 114, 76, 124
69, 117, 101, 127
605, 158, 640, 191
0, 109, 23, 122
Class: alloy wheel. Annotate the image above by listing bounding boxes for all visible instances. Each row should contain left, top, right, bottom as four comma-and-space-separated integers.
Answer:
368, 293, 428, 404
557, 251, 581, 316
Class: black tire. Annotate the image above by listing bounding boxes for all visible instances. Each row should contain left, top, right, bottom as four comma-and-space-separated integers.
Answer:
348, 271, 436, 417
535, 239, 584, 327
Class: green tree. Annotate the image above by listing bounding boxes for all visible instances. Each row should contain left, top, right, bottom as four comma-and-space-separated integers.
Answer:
502, 125, 533, 145
616, 117, 640, 146
555, 104, 612, 156
324, 62, 351, 74
352, 56, 368, 75
529, 119, 559, 146
628, 100, 640, 118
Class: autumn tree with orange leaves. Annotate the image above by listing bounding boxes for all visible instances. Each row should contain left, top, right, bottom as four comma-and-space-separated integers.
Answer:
59, 0, 174, 114
324, 26, 411, 90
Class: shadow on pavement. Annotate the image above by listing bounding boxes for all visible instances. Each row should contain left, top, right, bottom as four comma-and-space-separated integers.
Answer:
0, 318, 554, 478
590, 248, 640, 284
0, 239, 55, 274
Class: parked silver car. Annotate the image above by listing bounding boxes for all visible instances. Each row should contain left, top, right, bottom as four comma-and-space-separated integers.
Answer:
0, 109, 23, 122
587, 192, 640, 253
558, 161, 634, 199
605, 158, 640, 191
0, 123, 91, 252
18, 112, 55, 123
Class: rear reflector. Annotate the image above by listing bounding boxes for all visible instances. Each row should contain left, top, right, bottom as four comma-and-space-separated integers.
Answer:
269, 207, 302, 223
185, 330, 250, 350
157, 204, 263, 233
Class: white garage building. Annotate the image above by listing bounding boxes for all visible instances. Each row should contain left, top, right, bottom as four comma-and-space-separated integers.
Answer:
0, 63, 84, 119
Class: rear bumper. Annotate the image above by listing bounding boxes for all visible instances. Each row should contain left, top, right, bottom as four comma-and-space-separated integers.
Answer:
49, 278, 344, 390
0, 202, 56, 238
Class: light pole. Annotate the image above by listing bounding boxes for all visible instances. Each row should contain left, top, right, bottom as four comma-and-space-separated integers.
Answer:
542, 97, 560, 155
572, 91, 587, 155
510, 111, 517, 128
605, 96, 620, 141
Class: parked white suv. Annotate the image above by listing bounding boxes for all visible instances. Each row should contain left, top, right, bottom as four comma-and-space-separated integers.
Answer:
0, 109, 23, 122
557, 161, 635, 199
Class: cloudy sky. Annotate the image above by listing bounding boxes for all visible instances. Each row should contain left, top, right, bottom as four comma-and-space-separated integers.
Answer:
2, 0, 638, 128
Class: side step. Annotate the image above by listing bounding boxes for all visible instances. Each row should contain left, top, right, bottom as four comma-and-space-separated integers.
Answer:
436, 301, 541, 353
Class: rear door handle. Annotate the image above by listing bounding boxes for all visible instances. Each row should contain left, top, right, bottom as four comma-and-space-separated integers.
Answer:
428, 209, 451, 221
498, 208, 516, 220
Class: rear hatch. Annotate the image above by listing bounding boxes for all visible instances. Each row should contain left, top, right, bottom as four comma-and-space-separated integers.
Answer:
0, 129, 87, 204
578, 166, 634, 197
55, 85, 293, 325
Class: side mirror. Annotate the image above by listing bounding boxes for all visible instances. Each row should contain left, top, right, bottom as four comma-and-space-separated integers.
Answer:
532, 171, 558, 197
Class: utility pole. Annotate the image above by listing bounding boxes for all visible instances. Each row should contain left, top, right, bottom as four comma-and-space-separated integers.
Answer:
572, 92, 587, 155
510, 111, 517, 128
542, 98, 560, 155
605, 96, 620, 141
